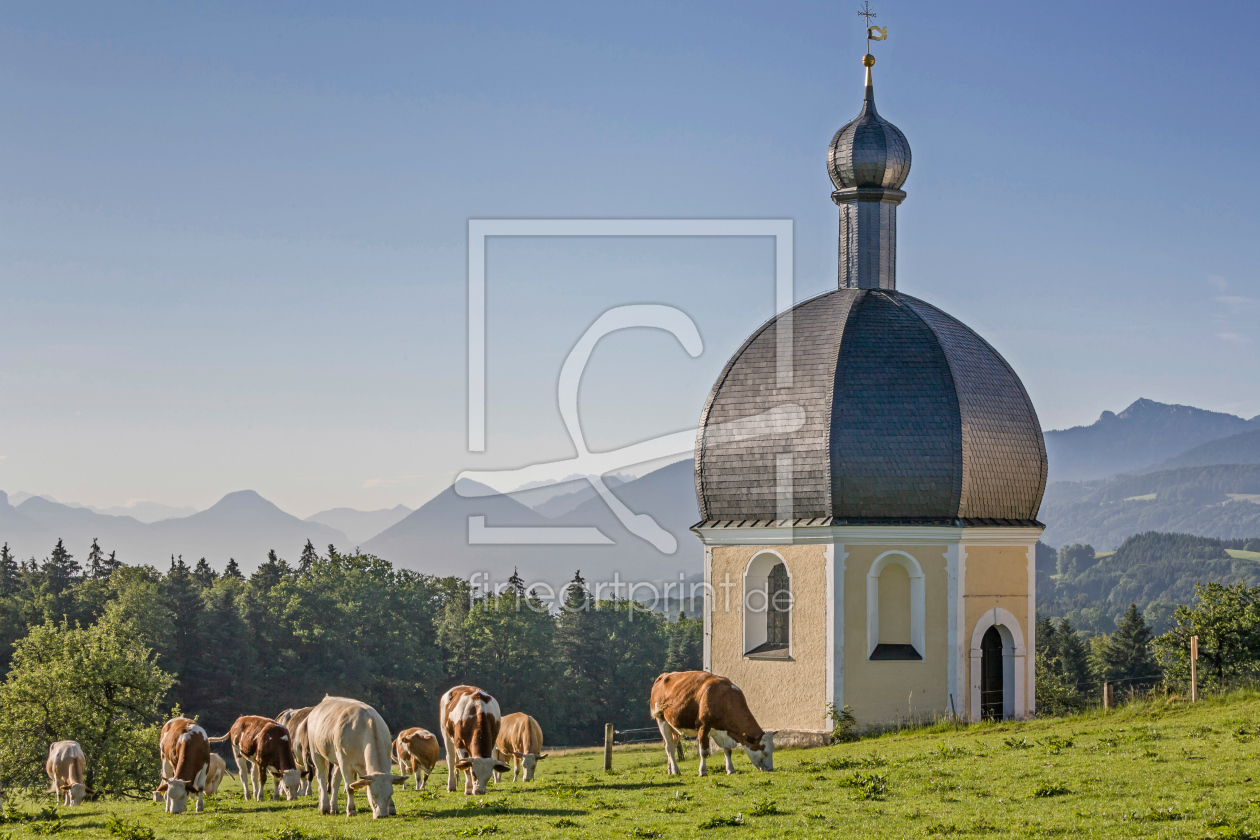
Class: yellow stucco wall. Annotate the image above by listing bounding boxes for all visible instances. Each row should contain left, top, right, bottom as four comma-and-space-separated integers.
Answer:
842, 544, 950, 726
963, 544, 1031, 714
709, 544, 828, 733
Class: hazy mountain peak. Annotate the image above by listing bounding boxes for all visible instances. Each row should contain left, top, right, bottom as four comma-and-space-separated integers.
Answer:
1045, 399, 1260, 483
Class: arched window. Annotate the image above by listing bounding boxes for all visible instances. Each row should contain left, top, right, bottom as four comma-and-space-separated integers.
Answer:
866, 551, 925, 660
743, 552, 792, 659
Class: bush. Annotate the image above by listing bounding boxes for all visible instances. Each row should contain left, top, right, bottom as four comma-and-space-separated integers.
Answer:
106, 817, 155, 840
0, 620, 173, 797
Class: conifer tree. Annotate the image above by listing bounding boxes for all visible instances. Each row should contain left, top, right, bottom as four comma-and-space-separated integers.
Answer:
192, 558, 217, 587
1098, 603, 1160, 686
86, 538, 106, 580
299, 540, 318, 575
1055, 617, 1092, 690
43, 539, 81, 594
224, 558, 245, 580
0, 542, 17, 596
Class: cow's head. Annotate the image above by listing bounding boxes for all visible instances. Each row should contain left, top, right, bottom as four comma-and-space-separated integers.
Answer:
741, 731, 775, 772
455, 757, 511, 794
276, 768, 302, 800
58, 782, 86, 806
347, 773, 406, 818
520, 752, 548, 782
160, 778, 195, 813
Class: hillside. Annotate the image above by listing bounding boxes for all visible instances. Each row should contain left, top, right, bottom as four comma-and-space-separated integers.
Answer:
16, 692, 1260, 840
1042, 398, 1259, 482
1144, 427, 1260, 472
304, 504, 412, 545
1038, 464, 1260, 549
1037, 531, 1260, 634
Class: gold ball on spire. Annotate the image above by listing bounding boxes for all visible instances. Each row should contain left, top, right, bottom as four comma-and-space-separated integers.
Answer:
862, 54, 876, 67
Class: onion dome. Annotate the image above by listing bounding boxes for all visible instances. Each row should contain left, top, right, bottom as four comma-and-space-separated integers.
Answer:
827, 55, 911, 192
693, 289, 1048, 526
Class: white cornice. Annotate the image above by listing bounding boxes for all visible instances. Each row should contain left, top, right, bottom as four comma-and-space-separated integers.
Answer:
694, 524, 1042, 547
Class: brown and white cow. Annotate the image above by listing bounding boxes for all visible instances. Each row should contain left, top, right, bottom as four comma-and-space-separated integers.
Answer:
208, 715, 301, 801
440, 685, 509, 795
45, 741, 88, 806
276, 706, 315, 796
493, 713, 546, 783
392, 727, 440, 790
155, 717, 211, 813
650, 671, 775, 776
202, 753, 236, 797
304, 695, 404, 818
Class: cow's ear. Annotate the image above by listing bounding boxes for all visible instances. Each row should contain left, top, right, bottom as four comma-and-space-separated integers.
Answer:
391, 775, 407, 784
348, 779, 372, 791
59, 784, 70, 791
494, 761, 511, 773
537, 753, 549, 760
454, 760, 471, 770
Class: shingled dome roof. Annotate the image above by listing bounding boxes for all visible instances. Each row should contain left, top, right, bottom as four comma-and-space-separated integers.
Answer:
694, 289, 1048, 526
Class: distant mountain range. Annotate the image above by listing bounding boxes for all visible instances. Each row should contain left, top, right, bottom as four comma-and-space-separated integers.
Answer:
1043, 398, 1260, 482
361, 460, 700, 592
7, 493, 197, 524
0, 490, 347, 570
5, 398, 1260, 578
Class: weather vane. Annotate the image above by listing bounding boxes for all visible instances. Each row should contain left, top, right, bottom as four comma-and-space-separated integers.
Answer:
858, 1, 888, 55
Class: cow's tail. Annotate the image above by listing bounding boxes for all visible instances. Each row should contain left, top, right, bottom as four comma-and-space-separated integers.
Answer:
207, 734, 231, 743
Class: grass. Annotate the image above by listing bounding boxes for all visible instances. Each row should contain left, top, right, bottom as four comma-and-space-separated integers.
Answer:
5, 691, 1260, 838
1226, 549, 1260, 561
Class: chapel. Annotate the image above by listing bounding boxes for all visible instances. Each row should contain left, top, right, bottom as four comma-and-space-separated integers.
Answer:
691, 49, 1048, 733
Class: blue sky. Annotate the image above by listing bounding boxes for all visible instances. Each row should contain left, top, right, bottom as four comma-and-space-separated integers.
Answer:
1, 0, 1257, 516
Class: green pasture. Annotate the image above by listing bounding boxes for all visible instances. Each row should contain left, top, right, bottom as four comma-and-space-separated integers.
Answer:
6, 693, 1260, 840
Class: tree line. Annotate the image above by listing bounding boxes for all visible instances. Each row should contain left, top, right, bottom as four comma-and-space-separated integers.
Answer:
0, 537, 702, 794
1035, 535, 1260, 714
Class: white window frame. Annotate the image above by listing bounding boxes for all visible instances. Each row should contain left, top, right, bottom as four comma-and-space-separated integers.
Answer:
742, 550, 793, 658
866, 550, 926, 659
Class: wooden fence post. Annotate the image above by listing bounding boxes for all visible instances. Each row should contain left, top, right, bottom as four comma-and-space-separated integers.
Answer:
1103, 682, 1112, 710
1190, 635, 1199, 703
604, 724, 614, 772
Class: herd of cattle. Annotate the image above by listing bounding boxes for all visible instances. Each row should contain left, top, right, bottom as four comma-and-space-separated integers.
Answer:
41, 671, 776, 819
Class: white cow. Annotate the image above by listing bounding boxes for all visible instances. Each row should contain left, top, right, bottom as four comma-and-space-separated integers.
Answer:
45, 741, 88, 806
303, 695, 404, 818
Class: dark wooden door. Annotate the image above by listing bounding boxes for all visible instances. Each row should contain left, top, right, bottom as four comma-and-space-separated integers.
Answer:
980, 626, 1004, 721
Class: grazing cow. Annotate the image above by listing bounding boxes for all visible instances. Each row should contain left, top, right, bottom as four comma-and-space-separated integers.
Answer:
650, 671, 775, 776
393, 728, 440, 790
155, 717, 211, 813
440, 685, 509, 795
202, 753, 236, 797
208, 715, 301, 801
276, 706, 315, 796
45, 741, 88, 806
304, 695, 404, 818
493, 713, 547, 783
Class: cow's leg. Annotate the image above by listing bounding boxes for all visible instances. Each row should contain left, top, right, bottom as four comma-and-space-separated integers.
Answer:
656, 719, 680, 775
442, 730, 459, 793
196, 790, 205, 813
514, 755, 522, 783
342, 769, 357, 816
252, 761, 265, 801
312, 754, 332, 814
723, 747, 735, 775
231, 746, 251, 800
413, 760, 422, 791
419, 767, 430, 790
696, 725, 711, 777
